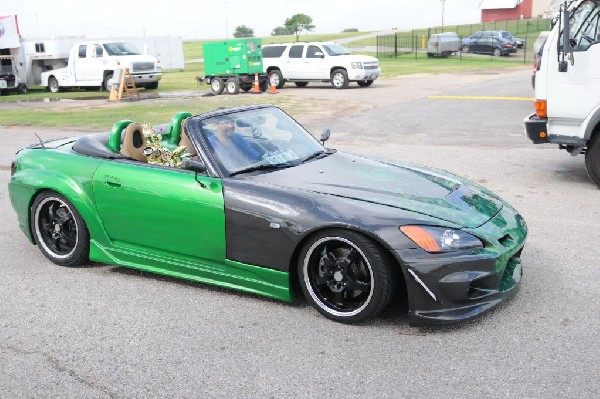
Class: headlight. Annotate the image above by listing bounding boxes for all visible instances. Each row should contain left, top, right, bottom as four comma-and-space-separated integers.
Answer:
399, 225, 483, 253
351, 62, 363, 69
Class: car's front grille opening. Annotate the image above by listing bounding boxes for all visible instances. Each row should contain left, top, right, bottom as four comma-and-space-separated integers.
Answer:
498, 234, 514, 247
499, 249, 523, 292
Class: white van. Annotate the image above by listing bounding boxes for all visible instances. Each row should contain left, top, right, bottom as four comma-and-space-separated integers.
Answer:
262, 42, 380, 89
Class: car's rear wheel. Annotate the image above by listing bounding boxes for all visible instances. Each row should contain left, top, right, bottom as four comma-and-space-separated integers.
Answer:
493, 48, 502, 57
331, 69, 349, 89
298, 230, 395, 323
31, 191, 89, 266
269, 70, 285, 89
48, 77, 61, 93
103, 73, 114, 91
585, 133, 600, 187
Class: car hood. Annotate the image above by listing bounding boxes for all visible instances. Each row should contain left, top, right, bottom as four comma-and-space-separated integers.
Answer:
334, 54, 379, 64
247, 152, 503, 229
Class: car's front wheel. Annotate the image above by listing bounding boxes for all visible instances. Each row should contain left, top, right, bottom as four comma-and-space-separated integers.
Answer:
298, 230, 395, 323
31, 191, 90, 266
585, 133, 600, 187
269, 70, 285, 89
48, 77, 61, 93
331, 69, 349, 89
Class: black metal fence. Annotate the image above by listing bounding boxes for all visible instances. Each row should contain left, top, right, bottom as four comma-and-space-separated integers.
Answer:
377, 17, 552, 63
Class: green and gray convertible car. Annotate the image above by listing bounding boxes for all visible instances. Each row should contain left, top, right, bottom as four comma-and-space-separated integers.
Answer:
8, 104, 527, 325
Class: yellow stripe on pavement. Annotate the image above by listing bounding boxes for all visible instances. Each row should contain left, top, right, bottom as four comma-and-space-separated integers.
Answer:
428, 95, 535, 101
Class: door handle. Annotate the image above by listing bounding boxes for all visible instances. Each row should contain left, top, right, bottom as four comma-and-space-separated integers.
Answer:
104, 175, 121, 188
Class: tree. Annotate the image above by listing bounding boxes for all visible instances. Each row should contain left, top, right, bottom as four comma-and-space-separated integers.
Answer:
233, 25, 254, 38
284, 14, 315, 42
271, 26, 292, 36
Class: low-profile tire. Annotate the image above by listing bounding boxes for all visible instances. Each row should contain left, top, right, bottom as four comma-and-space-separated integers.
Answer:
331, 69, 349, 89
226, 78, 240, 95
298, 229, 395, 323
585, 133, 600, 187
493, 48, 502, 57
294, 82, 309, 88
48, 77, 61, 93
30, 191, 90, 267
462, 45, 470, 53
145, 81, 159, 90
357, 80, 373, 87
269, 70, 285, 89
103, 73, 114, 91
210, 77, 224, 95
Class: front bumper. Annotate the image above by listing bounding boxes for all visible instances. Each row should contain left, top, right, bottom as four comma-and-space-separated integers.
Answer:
350, 68, 380, 81
130, 72, 162, 84
397, 204, 527, 326
523, 113, 549, 144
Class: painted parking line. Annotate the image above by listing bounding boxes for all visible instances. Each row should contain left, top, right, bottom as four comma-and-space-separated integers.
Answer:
428, 95, 535, 101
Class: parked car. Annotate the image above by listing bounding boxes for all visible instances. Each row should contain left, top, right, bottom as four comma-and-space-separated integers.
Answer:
8, 104, 527, 326
462, 30, 525, 49
531, 40, 545, 89
262, 42, 380, 89
462, 37, 517, 56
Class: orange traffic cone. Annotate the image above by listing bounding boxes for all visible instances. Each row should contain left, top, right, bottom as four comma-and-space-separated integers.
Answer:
252, 73, 260, 93
268, 79, 277, 94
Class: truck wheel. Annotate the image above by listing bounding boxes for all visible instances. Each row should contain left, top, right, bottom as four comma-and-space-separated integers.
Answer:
103, 74, 114, 91
331, 69, 349, 89
357, 80, 373, 87
226, 78, 240, 95
269, 70, 285, 89
211, 77, 224, 95
585, 134, 600, 187
48, 77, 61, 93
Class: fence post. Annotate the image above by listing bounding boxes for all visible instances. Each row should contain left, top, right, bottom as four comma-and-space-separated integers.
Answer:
394, 32, 398, 58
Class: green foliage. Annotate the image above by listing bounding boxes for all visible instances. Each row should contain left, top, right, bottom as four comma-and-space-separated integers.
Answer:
233, 25, 254, 38
271, 26, 292, 36
284, 14, 315, 42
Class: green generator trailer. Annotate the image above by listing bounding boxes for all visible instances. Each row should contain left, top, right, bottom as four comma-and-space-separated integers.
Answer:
202, 39, 269, 95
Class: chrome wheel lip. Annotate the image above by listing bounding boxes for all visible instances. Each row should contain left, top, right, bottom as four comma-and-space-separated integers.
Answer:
303, 236, 374, 317
34, 197, 79, 260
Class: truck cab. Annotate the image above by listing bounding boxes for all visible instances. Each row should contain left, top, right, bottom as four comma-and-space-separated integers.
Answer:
524, 0, 600, 186
40, 41, 162, 92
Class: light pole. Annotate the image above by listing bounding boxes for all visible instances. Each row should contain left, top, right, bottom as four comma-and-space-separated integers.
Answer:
440, 0, 446, 27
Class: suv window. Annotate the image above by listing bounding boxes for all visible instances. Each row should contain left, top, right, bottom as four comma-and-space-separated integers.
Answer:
289, 45, 304, 58
94, 44, 103, 57
306, 45, 323, 58
263, 45, 286, 58
78, 45, 87, 58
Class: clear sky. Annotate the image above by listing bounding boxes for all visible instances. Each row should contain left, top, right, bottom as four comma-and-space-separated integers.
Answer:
5, 0, 485, 40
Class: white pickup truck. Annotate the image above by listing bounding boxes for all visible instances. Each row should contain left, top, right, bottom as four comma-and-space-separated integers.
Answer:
262, 42, 381, 89
40, 41, 162, 92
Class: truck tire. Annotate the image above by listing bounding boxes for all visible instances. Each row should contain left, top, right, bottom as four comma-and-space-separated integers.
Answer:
331, 69, 349, 89
211, 77, 224, 95
226, 78, 240, 95
48, 77, 61, 93
103, 74, 114, 91
269, 70, 285, 89
585, 133, 600, 187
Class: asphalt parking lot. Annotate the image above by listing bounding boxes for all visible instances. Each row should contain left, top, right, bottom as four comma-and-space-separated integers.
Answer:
1, 68, 599, 398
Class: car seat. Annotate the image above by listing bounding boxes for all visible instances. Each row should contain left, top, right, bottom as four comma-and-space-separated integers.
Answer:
120, 122, 148, 162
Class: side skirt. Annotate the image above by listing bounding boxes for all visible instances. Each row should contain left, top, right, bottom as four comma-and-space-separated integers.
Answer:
89, 239, 293, 302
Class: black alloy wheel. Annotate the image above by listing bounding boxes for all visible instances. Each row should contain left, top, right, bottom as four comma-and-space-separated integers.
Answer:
31, 191, 89, 266
298, 230, 394, 323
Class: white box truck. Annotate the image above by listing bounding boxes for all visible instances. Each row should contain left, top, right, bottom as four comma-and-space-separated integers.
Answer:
524, 0, 600, 187
40, 40, 162, 92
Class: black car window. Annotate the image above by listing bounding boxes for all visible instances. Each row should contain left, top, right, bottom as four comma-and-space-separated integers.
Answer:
262, 45, 286, 58
78, 45, 86, 58
289, 45, 304, 58
306, 45, 322, 58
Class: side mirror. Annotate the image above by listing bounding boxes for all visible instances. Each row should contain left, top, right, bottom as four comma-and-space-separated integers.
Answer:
181, 158, 207, 173
320, 128, 331, 144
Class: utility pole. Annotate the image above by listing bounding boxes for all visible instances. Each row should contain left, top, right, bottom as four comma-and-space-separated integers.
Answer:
440, 0, 446, 27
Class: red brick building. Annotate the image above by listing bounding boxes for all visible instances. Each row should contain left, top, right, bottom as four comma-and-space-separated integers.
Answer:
481, 0, 533, 22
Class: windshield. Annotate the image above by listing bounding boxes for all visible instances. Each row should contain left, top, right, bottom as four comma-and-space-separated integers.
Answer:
567, 0, 600, 51
103, 42, 141, 56
199, 107, 325, 176
323, 43, 352, 56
